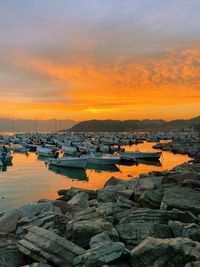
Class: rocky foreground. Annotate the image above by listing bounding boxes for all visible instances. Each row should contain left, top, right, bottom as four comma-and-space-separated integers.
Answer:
1, 148, 200, 266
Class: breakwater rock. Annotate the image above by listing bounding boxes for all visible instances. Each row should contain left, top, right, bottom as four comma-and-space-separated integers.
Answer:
1, 159, 200, 266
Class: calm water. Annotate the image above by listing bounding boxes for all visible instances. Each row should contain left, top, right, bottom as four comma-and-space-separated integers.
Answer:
0, 142, 191, 211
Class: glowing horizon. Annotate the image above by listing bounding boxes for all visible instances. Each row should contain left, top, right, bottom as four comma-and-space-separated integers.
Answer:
0, 0, 199, 120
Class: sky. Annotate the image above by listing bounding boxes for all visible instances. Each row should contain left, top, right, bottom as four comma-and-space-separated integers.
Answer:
0, 0, 200, 121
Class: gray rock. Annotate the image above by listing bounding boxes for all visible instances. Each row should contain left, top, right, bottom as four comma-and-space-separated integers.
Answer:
161, 186, 200, 215
23, 263, 53, 267
74, 239, 125, 267
18, 226, 85, 267
169, 221, 200, 241
67, 192, 89, 208
98, 185, 134, 203
185, 262, 200, 267
119, 208, 196, 225
116, 222, 171, 246
0, 233, 26, 267
130, 237, 200, 267
16, 212, 66, 237
139, 189, 163, 209
66, 217, 118, 248
0, 208, 22, 233
58, 187, 97, 201
182, 179, 200, 189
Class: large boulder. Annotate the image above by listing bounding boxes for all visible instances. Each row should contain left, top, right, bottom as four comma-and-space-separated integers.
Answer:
169, 221, 200, 242
0, 208, 22, 233
116, 222, 171, 246
98, 185, 134, 203
58, 187, 97, 201
67, 192, 89, 208
161, 186, 200, 215
74, 233, 125, 267
0, 233, 26, 267
66, 208, 118, 248
130, 237, 200, 267
16, 212, 66, 237
185, 262, 200, 267
139, 189, 163, 209
18, 226, 85, 267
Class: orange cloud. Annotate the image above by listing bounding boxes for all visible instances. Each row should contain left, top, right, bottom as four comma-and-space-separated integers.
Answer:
3, 44, 200, 120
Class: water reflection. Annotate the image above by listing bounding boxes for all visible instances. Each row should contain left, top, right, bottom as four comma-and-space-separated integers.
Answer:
48, 165, 88, 181
135, 159, 162, 166
87, 163, 120, 172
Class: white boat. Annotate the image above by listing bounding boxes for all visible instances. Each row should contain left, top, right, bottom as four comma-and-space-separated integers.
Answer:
47, 157, 88, 169
119, 151, 162, 160
83, 153, 120, 165
36, 147, 53, 157
13, 144, 28, 153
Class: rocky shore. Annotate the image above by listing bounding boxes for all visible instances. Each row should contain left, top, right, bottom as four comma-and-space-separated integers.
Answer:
1, 143, 200, 266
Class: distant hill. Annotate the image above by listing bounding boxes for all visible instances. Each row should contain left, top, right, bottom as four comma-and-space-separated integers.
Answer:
0, 119, 77, 133
68, 117, 200, 132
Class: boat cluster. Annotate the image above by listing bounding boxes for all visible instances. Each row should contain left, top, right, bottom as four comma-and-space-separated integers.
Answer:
3, 131, 196, 172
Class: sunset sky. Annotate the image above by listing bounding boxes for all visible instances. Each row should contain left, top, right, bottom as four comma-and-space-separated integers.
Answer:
0, 0, 199, 121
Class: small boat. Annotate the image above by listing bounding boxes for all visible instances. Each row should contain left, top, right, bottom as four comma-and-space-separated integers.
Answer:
36, 147, 53, 157
83, 153, 120, 165
119, 151, 162, 160
47, 157, 88, 169
13, 144, 28, 153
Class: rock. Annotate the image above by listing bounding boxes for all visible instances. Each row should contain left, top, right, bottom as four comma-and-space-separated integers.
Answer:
116, 222, 171, 246
66, 217, 118, 248
162, 172, 200, 185
74, 233, 125, 267
8, 202, 61, 218
130, 237, 200, 267
67, 192, 89, 208
58, 187, 97, 201
16, 212, 66, 237
118, 208, 196, 225
104, 176, 123, 186
0, 208, 22, 233
161, 186, 200, 215
182, 179, 200, 189
97, 201, 134, 217
169, 221, 200, 241
38, 199, 82, 214
102, 263, 130, 267
0, 232, 26, 267
23, 263, 53, 267
18, 226, 85, 267
185, 262, 200, 267
98, 185, 134, 203
139, 189, 163, 209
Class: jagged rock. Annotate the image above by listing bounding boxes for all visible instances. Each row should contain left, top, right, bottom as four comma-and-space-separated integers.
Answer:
89, 232, 111, 248
102, 263, 130, 267
182, 179, 200, 189
18, 226, 85, 267
98, 185, 134, 203
58, 187, 97, 201
185, 261, 200, 267
116, 222, 172, 246
0, 208, 22, 233
116, 222, 171, 246
139, 189, 163, 209
0, 232, 26, 267
130, 237, 200, 267
66, 217, 118, 248
38, 199, 82, 214
162, 172, 200, 185
67, 192, 89, 208
23, 263, 53, 267
169, 221, 200, 241
161, 186, 200, 215
97, 201, 134, 217
16, 212, 66, 237
118, 208, 196, 225
104, 176, 123, 186
74, 233, 125, 267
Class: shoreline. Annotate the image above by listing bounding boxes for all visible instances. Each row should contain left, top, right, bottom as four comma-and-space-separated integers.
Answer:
0, 139, 200, 266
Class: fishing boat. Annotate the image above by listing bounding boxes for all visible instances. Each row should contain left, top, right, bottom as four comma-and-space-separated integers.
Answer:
83, 153, 120, 165
47, 157, 88, 169
36, 147, 53, 157
119, 151, 162, 160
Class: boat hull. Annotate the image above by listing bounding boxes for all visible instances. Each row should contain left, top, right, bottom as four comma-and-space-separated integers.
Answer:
48, 157, 88, 169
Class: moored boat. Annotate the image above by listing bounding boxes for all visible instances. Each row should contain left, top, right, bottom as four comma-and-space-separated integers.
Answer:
119, 151, 162, 160
47, 157, 88, 169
